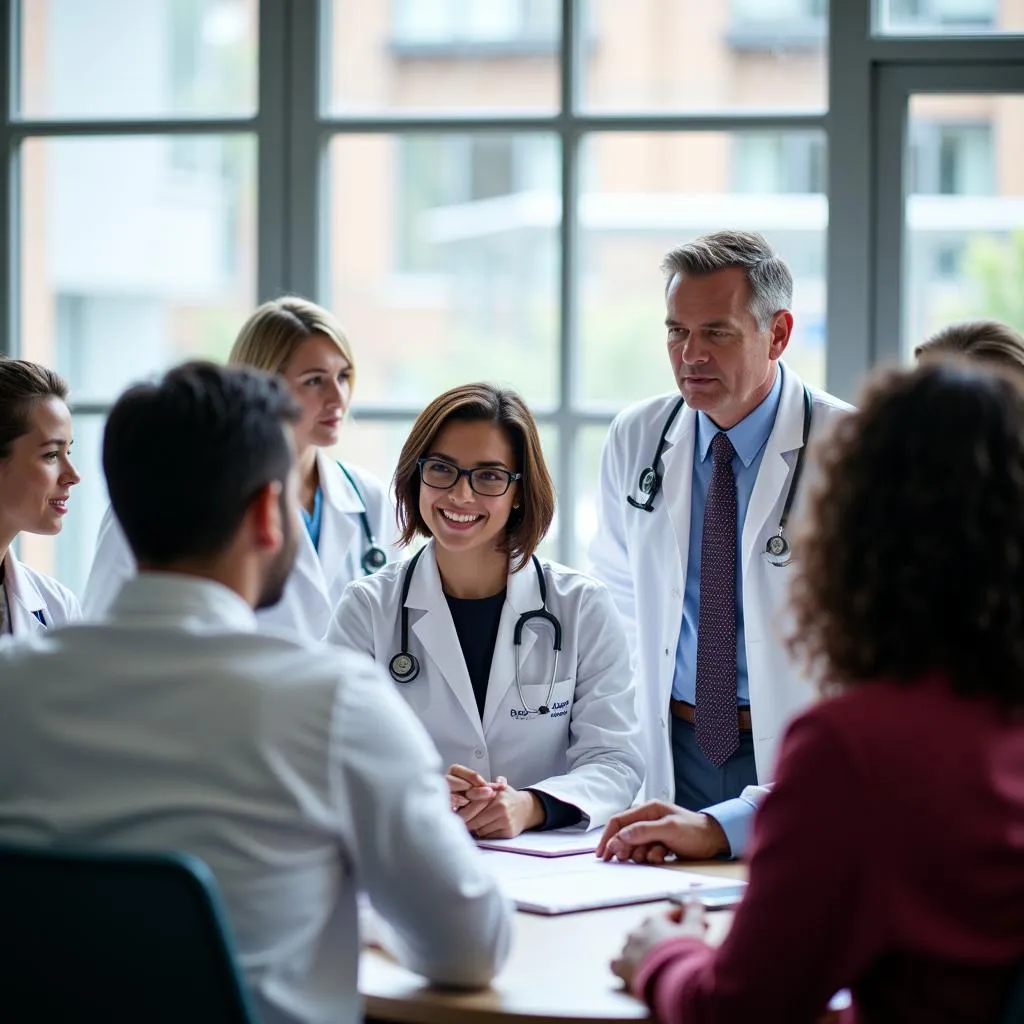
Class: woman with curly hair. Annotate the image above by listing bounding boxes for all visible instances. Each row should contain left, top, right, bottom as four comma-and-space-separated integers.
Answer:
610, 361, 1024, 1024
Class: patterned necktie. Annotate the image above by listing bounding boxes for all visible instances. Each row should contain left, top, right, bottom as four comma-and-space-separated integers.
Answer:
695, 430, 739, 767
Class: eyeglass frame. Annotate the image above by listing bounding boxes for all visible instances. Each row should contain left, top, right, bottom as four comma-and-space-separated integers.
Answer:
416, 456, 522, 497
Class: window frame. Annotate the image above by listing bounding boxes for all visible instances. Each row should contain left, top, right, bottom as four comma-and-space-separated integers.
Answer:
2, 0, 1023, 568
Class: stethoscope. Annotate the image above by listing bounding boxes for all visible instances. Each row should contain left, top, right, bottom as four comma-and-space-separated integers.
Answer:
626, 383, 814, 567
336, 463, 388, 574
388, 549, 564, 717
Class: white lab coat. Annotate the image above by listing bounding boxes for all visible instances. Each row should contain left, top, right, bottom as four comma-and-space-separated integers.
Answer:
0, 573, 511, 1024
327, 541, 643, 829
81, 453, 394, 644
589, 362, 851, 802
2, 548, 81, 636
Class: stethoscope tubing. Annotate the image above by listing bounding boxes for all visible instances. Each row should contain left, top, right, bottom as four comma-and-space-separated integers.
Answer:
626, 376, 813, 564
389, 551, 563, 717
336, 462, 387, 574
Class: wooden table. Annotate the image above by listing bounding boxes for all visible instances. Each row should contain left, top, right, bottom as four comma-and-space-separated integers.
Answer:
360, 859, 746, 1024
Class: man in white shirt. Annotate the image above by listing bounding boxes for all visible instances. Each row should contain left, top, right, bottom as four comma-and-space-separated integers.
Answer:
0, 362, 511, 1024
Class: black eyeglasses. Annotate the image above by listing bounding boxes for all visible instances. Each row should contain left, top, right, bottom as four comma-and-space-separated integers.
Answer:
417, 457, 522, 497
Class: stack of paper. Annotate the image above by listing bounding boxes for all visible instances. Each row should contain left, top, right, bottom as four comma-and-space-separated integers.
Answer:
476, 828, 603, 858
479, 849, 743, 915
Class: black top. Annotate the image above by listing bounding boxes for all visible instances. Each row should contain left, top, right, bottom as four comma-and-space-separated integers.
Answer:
445, 587, 583, 832
445, 589, 506, 718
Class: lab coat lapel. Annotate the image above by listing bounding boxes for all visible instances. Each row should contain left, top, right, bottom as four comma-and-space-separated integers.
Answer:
289, 518, 332, 613
660, 404, 698, 579
481, 563, 539, 734
5, 552, 47, 635
741, 364, 806, 573
316, 453, 362, 595
408, 543, 486, 743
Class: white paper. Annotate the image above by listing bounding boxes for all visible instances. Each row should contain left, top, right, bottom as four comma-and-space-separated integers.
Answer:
479, 850, 743, 915
476, 827, 602, 857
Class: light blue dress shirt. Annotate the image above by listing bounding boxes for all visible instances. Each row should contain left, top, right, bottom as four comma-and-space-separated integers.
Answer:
672, 368, 783, 706
706, 785, 764, 860
300, 486, 324, 552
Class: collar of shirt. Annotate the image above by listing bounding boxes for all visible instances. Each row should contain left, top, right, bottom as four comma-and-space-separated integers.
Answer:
300, 485, 323, 528
108, 572, 259, 634
696, 366, 784, 468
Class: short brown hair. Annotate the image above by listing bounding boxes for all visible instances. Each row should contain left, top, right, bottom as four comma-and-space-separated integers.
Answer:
915, 319, 1024, 374
229, 296, 357, 393
394, 383, 555, 571
788, 360, 1024, 709
0, 358, 69, 459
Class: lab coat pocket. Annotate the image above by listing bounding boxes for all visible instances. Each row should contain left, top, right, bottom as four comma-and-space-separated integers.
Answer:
514, 678, 575, 720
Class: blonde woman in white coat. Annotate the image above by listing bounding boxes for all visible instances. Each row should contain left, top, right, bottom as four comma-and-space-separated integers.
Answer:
82, 298, 394, 643
328, 383, 642, 838
0, 358, 82, 636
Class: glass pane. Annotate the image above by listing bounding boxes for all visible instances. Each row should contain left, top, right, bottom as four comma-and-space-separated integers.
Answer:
903, 94, 1024, 357
876, 0, 1024, 35
331, 419, 407, 514
535, 424, 559, 563
17, 413, 105, 600
19, 0, 258, 119
327, 0, 559, 113
19, 135, 258, 403
328, 133, 560, 409
571, 425, 610, 571
580, 0, 828, 112
578, 131, 828, 407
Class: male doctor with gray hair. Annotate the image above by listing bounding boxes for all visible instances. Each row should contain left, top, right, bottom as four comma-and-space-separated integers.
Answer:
589, 230, 849, 862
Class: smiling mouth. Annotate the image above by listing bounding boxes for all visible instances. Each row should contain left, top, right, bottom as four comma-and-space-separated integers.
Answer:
49, 498, 69, 512
437, 508, 484, 526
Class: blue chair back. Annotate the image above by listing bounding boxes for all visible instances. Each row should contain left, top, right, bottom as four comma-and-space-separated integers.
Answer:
1003, 963, 1024, 1024
0, 844, 259, 1023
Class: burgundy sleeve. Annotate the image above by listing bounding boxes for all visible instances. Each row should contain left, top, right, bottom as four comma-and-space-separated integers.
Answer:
631, 710, 886, 1024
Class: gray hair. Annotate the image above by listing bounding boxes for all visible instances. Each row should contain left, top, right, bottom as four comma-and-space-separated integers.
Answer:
660, 230, 793, 332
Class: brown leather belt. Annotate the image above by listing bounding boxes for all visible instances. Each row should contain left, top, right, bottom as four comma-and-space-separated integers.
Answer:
670, 698, 753, 732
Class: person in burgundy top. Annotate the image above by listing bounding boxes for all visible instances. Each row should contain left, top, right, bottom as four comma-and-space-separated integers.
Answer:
610, 360, 1024, 1024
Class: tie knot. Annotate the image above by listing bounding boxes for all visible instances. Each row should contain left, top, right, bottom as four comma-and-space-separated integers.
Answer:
711, 431, 735, 464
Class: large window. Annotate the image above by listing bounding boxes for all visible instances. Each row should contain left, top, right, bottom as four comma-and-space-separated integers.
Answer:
8, 0, 258, 588
322, 0, 830, 571
2, 1, 1023, 593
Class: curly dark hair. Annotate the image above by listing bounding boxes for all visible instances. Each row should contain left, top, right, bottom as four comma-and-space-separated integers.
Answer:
788, 360, 1024, 709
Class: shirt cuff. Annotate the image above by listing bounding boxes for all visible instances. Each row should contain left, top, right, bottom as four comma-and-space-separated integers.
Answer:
701, 797, 755, 860
527, 789, 584, 831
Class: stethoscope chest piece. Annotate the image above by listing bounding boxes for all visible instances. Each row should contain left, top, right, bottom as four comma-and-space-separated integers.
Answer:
389, 651, 420, 683
363, 545, 388, 573
638, 468, 657, 495
764, 533, 792, 567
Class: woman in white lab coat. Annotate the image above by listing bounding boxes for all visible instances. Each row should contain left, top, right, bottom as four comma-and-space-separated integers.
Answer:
82, 298, 394, 643
327, 383, 642, 838
0, 358, 82, 635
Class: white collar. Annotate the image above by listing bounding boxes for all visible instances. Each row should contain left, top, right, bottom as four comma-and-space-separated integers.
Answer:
108, 573, 258, 633
404, 540, 542, 614
3, 549, 46, 613
318, 452, 367, 514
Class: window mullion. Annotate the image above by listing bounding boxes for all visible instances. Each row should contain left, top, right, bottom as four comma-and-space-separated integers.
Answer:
0, 0, 14, 357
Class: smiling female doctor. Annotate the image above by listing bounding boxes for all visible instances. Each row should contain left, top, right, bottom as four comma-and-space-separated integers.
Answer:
327, 383, 642, 838
82, 298, 394, 643
0, 358, 81, 635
